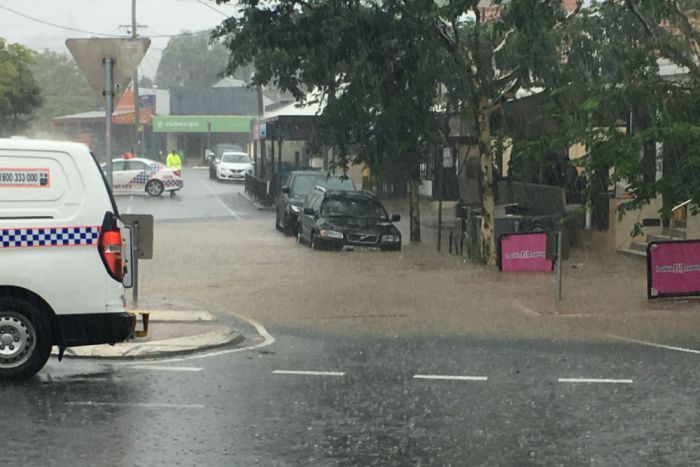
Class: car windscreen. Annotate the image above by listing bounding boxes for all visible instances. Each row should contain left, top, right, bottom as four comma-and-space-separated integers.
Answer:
290, 174, 323, 197
222, 154, 250, 163
320, 198, 388, 219
323, 177, 356, 191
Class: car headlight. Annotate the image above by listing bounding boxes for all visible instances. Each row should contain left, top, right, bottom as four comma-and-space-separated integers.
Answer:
290, 204, 301, 213
381, 234, 401, 243
319, 229, 343, 239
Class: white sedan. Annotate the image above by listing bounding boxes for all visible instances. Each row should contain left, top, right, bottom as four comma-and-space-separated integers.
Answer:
216, 152, 253, 181
103, 157, 183, 197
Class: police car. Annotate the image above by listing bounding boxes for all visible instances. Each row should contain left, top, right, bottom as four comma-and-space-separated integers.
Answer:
103, 156, 183, 196
0, 138, 139, 381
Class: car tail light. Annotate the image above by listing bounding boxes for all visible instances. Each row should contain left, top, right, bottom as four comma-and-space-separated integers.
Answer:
99, 213, 123, 282
173, 170, 181, 177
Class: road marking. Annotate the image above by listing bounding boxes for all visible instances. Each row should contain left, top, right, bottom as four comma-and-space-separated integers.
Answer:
558, 378, 633, 384
414, 374, 488, 381
195, 174, 241, 220
132, 365, 203, 372
65, 402, 205, 409
272, 370, 346, 376
608, 334, 700, 355
121, 313, 275, 365
192, 166, 208, 170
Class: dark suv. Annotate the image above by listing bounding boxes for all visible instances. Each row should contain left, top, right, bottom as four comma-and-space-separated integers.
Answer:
296, 187, 401, 251
275, 171, 356, 235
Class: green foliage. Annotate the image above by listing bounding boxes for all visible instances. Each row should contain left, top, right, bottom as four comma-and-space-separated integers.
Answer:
155, 32, 242, 88
0, 39, 42, 136
31, 49, 94, 129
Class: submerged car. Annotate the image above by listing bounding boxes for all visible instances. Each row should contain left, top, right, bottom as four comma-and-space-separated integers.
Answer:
276, 171, 356, 235
103, 157, 183, 197
296, 187, 401, 251
216, 152, 253, 181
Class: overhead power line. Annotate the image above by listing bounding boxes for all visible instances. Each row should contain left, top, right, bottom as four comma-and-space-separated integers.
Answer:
0, 4, 214, 40
0, 4, 123, 37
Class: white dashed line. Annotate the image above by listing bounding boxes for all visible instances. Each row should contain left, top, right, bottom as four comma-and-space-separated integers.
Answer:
414, 374, 488, 381
558, 378, 633, 384
65, 402, 206, 409
608, 334, 700, 355
132, 365, 203, 372
272, 370, 346, 376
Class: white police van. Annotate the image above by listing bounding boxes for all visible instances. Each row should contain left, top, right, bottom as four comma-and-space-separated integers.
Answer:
0, 138, 136, 381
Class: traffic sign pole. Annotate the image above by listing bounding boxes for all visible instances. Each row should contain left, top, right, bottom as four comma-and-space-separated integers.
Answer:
105, 57, 114, 188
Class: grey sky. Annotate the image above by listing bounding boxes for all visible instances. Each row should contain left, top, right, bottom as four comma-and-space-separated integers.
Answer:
0, 0, 238, 78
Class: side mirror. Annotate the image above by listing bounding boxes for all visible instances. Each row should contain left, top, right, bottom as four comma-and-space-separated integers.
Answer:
282, 186, 290, 194
214, 158, 220, 165
303, 207, 315, 216
390, 214, 401, 222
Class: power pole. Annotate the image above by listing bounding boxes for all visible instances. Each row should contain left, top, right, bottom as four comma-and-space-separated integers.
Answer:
131, 0, 141, 156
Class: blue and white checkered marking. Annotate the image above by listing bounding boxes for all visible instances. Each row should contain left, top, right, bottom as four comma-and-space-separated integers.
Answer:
0, 226, 100, 249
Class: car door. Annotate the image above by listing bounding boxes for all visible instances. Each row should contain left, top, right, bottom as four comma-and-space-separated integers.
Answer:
109, 160, 128, 192
122, 160, 150, 192
299, 191, 320, 241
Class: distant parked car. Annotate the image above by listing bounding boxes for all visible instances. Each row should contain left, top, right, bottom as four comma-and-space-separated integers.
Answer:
216, 152, 253, 182
208, 143, 244, 179
296, 186, 401, 251
276, 170, 356, 235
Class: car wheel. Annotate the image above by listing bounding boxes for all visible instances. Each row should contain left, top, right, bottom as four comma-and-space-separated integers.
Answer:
145, 179, 164, 197
0, 295, 52, 382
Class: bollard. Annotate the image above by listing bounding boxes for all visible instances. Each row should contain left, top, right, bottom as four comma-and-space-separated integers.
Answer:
449, 231, 453, 254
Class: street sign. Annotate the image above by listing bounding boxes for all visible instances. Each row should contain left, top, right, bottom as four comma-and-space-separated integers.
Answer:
65, 38, 150, 103
442, 147, 453, 168
120, 214, 154, 259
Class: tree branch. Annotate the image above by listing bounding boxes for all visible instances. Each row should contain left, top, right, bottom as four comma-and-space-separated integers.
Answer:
624, 0, 656, 37
493, 28, 514, 54
488, 76, 521, 111
495, 67, 519, 87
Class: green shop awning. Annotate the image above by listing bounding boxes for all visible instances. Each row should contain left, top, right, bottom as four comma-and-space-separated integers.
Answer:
153, 115, 255, 133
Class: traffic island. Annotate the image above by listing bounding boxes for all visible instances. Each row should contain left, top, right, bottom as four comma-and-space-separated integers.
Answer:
52, 310, 243, 359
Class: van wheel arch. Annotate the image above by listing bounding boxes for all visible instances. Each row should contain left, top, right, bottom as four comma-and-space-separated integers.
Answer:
0, 286, 61, 347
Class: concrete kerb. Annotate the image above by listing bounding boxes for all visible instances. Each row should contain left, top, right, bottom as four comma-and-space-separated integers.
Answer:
238, 191, 276, 211
52, 310, 244, 360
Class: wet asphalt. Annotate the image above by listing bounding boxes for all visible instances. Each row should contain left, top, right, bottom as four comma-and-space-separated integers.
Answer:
5, 328, 699, 466
3, 168, 699, 466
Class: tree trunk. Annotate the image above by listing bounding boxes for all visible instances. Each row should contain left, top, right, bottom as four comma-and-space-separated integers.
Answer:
409, 178, 421, 242
478, 102, 496, 265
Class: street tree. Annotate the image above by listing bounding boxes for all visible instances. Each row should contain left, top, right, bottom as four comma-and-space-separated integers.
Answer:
31, 49, 94, 130
215, 0, 450, 241
214, 0, 579, 263
155, 31, 254, 88
0, 39, 42, 136
520, 0, 700, 228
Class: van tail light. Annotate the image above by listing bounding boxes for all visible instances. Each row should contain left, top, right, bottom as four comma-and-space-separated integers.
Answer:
99, 212, 124, 282
173, 170, 181, 177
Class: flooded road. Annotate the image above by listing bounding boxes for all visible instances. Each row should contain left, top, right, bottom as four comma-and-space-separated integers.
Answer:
5, 170, 700, 466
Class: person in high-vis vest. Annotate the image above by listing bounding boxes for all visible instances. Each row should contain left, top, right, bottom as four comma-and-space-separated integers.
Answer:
166, 149, 182, 170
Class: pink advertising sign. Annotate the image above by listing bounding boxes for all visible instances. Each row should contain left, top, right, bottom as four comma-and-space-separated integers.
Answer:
648, 241, 700, 298
499, 233, 553, 272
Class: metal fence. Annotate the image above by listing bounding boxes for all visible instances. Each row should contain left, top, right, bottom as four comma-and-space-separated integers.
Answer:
245, 173, 274, 207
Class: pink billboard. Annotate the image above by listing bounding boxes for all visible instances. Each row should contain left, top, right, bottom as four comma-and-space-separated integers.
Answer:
499, 232, 553, 272
648, 240, 700, 298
